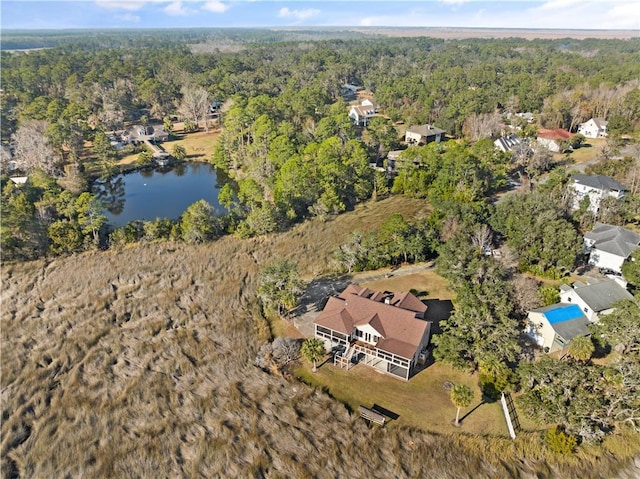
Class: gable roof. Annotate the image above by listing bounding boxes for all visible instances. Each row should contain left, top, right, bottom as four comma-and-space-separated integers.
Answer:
565, 278, 633, 312
350, 105, 376, 118
406, 124, 445, 137
315, 285, 429, 359
571, 174, 625, 192
494, 134, 522, 152
592, 117, 608, 129
537, 128, 572, 141
585, 223, 640, 258
388, 291, 428, 315
532, 303, 590, 342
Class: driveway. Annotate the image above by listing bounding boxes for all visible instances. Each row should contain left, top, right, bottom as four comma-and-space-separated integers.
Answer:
293, 262, 437, 338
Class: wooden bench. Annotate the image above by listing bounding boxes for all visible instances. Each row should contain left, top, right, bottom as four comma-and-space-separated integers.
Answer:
358, 406, 385, 425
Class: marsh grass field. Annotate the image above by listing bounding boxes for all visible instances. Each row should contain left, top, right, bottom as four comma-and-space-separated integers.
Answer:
2, 197, 639, 478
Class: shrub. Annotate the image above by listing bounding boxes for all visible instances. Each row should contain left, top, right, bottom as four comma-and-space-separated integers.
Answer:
540, 286, 560, 306
546, 426, 577, 455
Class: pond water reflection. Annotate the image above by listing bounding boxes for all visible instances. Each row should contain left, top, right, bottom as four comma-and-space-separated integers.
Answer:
93, 162, 226, 228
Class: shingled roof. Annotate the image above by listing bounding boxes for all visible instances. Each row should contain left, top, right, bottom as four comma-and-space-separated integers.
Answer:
538, 128, 572, 141
571, 174, 626, 192
315, 285, 429, 359
585, 223, 640, 258
562, 278, 633, 313
406, 124, 446, 137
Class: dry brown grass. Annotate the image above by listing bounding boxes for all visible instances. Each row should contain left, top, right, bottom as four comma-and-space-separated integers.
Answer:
2, 199, 638, 478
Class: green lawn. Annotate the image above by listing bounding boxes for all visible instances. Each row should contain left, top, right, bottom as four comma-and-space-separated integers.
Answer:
296, 360, 516, 436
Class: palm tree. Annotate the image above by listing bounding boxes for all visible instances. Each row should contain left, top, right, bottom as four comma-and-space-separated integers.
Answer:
450, 384, 474, 427
300, 338, 326, 372
568, 335, 595, 362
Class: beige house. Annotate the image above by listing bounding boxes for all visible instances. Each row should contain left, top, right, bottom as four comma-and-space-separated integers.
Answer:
526, 304, 590, 353
405, 124, 445, 145
314, 285, 430, 380
537, 128, 572, 152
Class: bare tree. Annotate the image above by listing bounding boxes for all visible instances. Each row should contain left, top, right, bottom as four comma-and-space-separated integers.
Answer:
471, 224, 493, 252
462, 112, 503, 141
510, 275, 542, 318
12, 120, 59, 175
179, 86, 210, 132
528, 144, 554, 179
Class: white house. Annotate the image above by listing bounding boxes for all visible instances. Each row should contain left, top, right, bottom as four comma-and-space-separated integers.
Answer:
348, 99, 377, 126
494, 134, 523, 153
578, 118, 608, 139
537, 128, 573, 153
405, 124, 445, 145
569, 174, 626, 214
526, 304, 590, 353
314, 284, 430, 380
121, 124, 169, 144
559, 277, 633, 322
584, 223, 640, 274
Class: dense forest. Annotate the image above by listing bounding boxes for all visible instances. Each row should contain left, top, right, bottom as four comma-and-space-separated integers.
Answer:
2, 31, 640, 260
1, 30, 640, 476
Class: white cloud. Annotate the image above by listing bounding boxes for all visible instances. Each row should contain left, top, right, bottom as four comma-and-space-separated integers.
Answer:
529, 0, 640, 29
164, 0, 189, 16
202, 1, 229, 13
115, 13, 141, 22
439, 0, 471, 5
537, 0, 585, 12
278, 7, 320, 21
96, 0, 147, 11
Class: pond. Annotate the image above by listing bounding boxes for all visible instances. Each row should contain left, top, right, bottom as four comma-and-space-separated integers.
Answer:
93, 162, 227, 228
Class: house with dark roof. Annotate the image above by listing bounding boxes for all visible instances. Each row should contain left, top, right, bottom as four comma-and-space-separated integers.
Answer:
405, 124, 445, 145
313, 284, 430, 380
537, 128, 573, 152
526, 304, 590, 353
559, 277, 633, 322
569, 174, 626, 214
494, 134, 524, 153
578, 117, 608, 139
584, 223, 640, 274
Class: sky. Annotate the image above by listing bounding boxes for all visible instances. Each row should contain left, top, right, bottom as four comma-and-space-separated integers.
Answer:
2, 0, 639, 31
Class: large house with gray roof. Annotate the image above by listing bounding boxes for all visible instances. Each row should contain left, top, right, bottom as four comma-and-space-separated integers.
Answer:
584, 223, 640, 274
569, 174, 626, 214
313, 284, 430, 380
